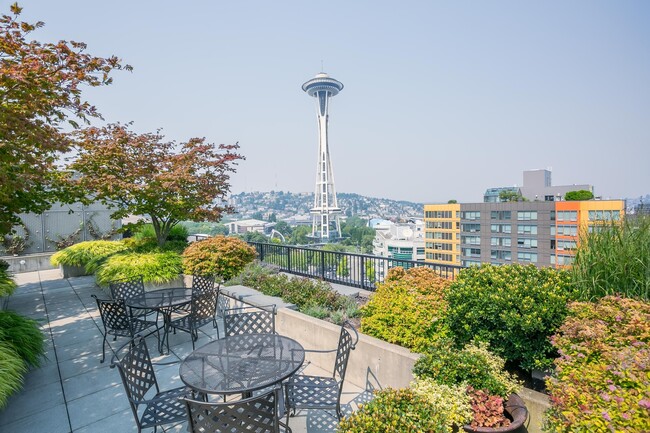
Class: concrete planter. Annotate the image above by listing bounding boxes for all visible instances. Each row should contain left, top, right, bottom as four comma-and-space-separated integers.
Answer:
60, 265, 89, 278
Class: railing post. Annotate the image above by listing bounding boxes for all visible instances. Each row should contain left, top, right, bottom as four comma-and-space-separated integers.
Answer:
360, 255, 366, 290
320, 249, 325, 279
287, 246, 291, 272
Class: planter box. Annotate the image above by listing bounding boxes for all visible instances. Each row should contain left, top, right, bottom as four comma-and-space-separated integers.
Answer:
1, 253, 56, 274
60, 265, 89, 278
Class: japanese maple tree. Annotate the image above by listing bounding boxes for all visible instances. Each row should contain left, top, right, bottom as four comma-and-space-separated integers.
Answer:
0, 3, 130, 234
70, 123, 243, 246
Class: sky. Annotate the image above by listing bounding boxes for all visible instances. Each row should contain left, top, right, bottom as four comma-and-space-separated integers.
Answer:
16, 1, 650, 203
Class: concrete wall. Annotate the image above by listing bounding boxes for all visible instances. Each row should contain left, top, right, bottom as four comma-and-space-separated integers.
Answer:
2, 253, 57, 274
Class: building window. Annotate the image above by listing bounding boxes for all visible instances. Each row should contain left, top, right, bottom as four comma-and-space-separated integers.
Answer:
557, 240, 577, 251
490, 237, 511, 247
462, 259, 481, 267
460, 211, 481, 220
517, 252, 538, 263
461, 223, 481, 233
517, 238, 538, 248
461, 248, 481, 258
517, 224, 538, 235
545, 195, 555, 201
490, 224, 511, 234
550, 211, 555, 221
555, 225, 578, 236
490, 250, 512, 260
588, 210, 621, 221
557, 211, 577, 222
517, 211, 538, 221
491, 211, 511, 220
461, 236, 481, 245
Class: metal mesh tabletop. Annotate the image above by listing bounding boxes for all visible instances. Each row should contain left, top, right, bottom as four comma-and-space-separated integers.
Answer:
127, 288, 193, 310
180, 334, 305, 395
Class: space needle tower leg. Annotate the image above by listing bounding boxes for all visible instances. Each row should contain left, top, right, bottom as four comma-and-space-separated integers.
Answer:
302, 72, 344, 241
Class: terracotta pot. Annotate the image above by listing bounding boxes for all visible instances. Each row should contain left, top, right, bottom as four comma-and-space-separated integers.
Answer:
462, 393, 528, 433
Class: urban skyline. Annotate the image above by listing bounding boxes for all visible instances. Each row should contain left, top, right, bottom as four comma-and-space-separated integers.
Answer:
25, 1, 650, 203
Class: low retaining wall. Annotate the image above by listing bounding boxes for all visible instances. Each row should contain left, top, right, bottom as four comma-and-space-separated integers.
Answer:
2, 253, 56, 274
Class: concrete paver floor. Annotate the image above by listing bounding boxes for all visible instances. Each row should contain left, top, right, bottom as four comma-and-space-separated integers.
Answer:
0, 270, 367, 433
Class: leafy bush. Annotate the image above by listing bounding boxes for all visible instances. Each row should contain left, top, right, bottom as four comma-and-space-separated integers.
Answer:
133, 223, 189, 243
0, 342, 25, 409
445, 263, 574, 371
0, 268, 17, 298
50, 240, 128, 268
0, 310, 46, 367
545, 296, 650, 432
564, 190, 594, 201
338, 387, 448, 433
182, 236, 256, 280
467, 386, 511, 429
571, 215, 650, 301
361, 266, 450, 353
411, 379, 472, 432
413, 340, 521, 398
94, 251, 183, 286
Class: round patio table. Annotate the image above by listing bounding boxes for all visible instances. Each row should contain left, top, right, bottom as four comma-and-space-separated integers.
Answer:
180, 334, 305, 396
127, 287, 193, 354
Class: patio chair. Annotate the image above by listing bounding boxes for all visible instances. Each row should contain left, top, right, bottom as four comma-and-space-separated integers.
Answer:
173, 274, 219, 324
184, 387, 290, 433
223, 304, 276, 337
109, 275, 157, 321
168, 289, 218, 349
111, 336, 192, 433
92, 294, 159, 363
284, 321, 359, 426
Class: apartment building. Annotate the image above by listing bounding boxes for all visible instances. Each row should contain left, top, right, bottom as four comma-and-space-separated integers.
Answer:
424, 200, 624, 268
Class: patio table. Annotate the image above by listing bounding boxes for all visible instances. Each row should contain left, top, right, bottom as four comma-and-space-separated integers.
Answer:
127, 287, 193, 354
180, 334, 305, 397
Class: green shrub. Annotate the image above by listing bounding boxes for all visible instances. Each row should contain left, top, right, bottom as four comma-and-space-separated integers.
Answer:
338, 387, 448, 433
445, 263, 574, 371
571, 215, 650, 301
564, 190, 594, 201
0, 342, 25, 409
413, 340, 521, 398
361, 266, 450, 353
0, 269, 17, 298
50, 240, 128, 268
182, 236, 256, 280
545, 296, 650, 432
0, 310, 46, 368
94, 251, 183, 286
302, 305, 329, 319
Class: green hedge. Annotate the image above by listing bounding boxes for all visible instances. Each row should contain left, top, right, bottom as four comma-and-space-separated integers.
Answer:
0, 268, 16, 298
50, 240, 128, 268
94, 251, 183, 286
444, 263, 573, 371
361, 266, 450, 353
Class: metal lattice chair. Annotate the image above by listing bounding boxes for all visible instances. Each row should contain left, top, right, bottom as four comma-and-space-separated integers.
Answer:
284, 321, 358, 426
224, 305, 276, 337
168, 289, 218, 349
111, 337, 192, 433
191, 274, 216, 294
184, 387, 290, 433
109, 275, 157, 321
92, 295, 159, 363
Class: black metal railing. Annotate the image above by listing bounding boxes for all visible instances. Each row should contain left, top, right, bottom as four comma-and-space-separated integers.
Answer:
248, 242, 462, 291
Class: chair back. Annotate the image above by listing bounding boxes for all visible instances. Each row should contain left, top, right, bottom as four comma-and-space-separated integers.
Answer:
224, 305, 276, 337
189, 289, 218, 327
333, 321, 359, 384
109, 276, 145, 301
111, 337, 159, 412
93, 295, 132, 334
184, 388, 280, 433
191, 274, 215, 294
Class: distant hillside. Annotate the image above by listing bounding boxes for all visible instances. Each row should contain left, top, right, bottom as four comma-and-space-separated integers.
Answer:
229, 191, 423, 221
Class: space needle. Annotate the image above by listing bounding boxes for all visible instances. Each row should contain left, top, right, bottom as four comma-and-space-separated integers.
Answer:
302, 72, 344, 241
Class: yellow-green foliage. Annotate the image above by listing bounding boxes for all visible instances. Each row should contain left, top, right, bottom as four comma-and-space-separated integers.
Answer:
94, 251, 182, 286
182, 236, 256, 280
445, 263, 574, 371
50, 240, 128, 268
0, 269, 16, 298
0, 342, 25, 409
338, 387, 448, 433
545, 296, 650, 432
360, 266, 450, 353
411, 379, 472, 432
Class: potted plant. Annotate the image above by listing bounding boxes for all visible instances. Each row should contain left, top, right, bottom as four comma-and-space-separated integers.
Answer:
412, 340, 528, 432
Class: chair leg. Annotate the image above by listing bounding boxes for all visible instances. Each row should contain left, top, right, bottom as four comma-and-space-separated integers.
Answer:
101, 334, 107, 363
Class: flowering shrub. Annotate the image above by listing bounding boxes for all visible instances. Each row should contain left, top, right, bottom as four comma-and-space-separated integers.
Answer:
361, 266, 450, 353
413, 340, 521, 399
338, 387, 448, 433
445, 263, 574, 370
411, 379, 472, 432
545, 296, 650, 432
182, 236, 256, 280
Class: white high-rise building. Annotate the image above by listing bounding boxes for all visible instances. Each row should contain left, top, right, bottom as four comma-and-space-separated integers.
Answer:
302, 72, 344, 241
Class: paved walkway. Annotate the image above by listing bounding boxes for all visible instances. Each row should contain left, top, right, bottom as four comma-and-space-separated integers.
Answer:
0, 270, 365, 433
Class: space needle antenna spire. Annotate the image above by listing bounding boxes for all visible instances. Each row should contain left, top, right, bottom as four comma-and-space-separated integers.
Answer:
302, 72, 344, 241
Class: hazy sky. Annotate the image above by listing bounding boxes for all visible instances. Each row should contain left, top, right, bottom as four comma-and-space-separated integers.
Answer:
19, 1, 650, 203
